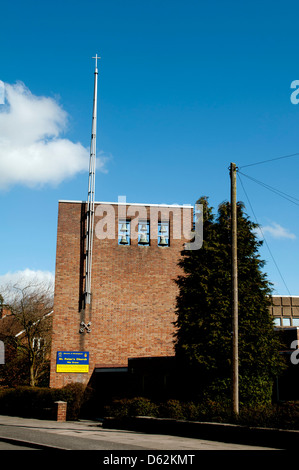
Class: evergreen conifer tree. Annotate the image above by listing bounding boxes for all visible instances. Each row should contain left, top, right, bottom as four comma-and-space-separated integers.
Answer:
174, 197, 285, 405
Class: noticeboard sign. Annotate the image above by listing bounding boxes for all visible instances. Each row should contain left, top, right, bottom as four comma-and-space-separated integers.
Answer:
56, 351, 89, 373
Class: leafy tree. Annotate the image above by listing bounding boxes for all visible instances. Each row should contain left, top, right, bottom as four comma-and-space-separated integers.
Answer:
174, 197, 286, 405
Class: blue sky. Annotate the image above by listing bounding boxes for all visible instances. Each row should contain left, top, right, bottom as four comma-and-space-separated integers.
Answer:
1, 0, 299, 295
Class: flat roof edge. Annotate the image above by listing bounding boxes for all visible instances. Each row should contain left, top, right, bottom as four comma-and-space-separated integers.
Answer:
58, 200, 193, 208
271, 295, 299, 298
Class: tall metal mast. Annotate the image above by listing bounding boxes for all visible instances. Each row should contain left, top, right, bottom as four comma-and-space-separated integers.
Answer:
84, 54, 99, 306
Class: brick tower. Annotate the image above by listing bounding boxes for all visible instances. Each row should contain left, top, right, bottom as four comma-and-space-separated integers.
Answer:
49, 199, 193, 388
49, 57, 194, 389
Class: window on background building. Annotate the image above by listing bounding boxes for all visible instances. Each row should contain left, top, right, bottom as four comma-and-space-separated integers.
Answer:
138, 220, 150, 246
292, 318, 299, 326
273, 317, 281, 327
158, 221, 169, 247
32, 337, 45, 351
118, 220, 130, 245
282, 317, 291, 327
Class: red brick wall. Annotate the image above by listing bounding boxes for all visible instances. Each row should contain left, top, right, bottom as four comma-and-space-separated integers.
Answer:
50, 201, 191, 388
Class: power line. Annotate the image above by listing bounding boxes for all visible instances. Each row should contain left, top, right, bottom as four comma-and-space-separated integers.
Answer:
237, 172, 291, 296
238, 170, 299, 207
239, 152, 299, 169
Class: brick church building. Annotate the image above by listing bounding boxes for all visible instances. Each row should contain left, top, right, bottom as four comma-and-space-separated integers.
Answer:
49, 62, 299, 402
49, 199, 193, 390
49, 199, 299, 403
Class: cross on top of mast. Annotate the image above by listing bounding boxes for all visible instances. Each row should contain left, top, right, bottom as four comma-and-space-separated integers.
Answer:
92, 54, 101, 70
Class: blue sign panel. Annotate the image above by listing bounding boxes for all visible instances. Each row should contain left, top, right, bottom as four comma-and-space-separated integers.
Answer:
56, 351, 89, 373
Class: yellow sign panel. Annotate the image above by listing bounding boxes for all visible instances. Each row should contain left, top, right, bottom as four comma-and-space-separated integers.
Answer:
56, 351, 89, 373
56, 364, 89, 373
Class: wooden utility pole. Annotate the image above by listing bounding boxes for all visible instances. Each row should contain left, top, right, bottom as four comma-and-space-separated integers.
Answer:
230, 162, 239, 415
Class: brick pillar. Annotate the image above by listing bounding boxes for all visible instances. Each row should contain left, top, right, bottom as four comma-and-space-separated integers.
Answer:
55, 401, 67, 422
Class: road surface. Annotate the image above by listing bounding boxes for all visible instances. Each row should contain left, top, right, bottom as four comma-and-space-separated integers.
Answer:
0, 415, 281, 451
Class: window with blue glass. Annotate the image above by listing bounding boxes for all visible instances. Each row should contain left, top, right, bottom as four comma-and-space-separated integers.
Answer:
118, 220, 130, 245
158, 221, 169, 247
138, 220, 150, 246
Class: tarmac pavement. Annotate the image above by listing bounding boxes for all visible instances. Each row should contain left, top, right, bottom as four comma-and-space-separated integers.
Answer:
0, 415, 282, 451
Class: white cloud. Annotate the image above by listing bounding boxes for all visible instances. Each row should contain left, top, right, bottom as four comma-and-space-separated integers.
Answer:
0, 269, 54, 303
259, 222, 296, 240
0, 269, 54, 289
0, 81, 106, 189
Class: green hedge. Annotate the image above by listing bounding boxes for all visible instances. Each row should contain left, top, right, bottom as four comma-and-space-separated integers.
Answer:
103, 397, 299, 430
104, 397, 159, 419
1, 386, 299, 429
0, 383, 88, 420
